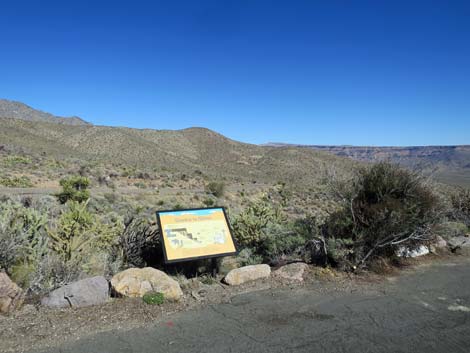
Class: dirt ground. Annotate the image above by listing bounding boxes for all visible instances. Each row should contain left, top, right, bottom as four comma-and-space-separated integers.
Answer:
0, 252, 458, 353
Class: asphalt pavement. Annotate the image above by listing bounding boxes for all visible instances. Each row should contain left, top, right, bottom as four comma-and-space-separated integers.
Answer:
34, 259, 470, 353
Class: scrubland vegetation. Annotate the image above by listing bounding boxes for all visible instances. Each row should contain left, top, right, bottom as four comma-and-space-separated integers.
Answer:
1, 145, 469, 301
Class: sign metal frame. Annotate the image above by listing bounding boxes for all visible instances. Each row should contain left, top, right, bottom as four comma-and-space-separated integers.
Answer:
156, 206, 238, 264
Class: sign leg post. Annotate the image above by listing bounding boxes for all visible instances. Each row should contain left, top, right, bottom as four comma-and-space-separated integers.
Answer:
211, 257, 218, 277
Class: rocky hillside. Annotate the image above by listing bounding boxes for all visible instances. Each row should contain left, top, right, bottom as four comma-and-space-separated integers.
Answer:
0, 115, 354, 188
0, 99, 89, 126
266, 143, 470, 187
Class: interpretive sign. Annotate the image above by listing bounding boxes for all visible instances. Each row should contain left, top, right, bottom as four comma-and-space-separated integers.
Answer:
156, 207, 237, 263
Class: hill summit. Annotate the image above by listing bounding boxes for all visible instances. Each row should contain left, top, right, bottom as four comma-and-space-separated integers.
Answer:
0, 99, 90, 126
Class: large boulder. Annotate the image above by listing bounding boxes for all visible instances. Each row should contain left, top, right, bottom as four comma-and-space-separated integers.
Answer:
224, 264, 271, 286
0, 272, 24, 314
273, 262, 310, 282
111, 267, 183, 301
448, 236, 470, 255
41, 276, 109, 308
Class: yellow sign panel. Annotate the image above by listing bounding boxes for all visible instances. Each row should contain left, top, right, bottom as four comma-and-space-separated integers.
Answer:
157, 207, 237, 263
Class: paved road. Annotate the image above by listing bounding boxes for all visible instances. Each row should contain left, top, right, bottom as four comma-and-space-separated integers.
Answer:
37, 260, 470, 353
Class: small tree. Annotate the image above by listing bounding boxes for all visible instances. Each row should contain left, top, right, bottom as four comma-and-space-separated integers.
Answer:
56, 176, 90, 204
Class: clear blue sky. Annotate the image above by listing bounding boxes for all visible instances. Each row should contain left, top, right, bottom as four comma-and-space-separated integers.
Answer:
1, 0, 469, 146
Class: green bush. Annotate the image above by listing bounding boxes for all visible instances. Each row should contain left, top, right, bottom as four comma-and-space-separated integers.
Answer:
232, 197, 285, 248
56, 176, 90, 204
206, 181, 225, 198
134, 182, 147, 189
143, 291, 164, 305
232, 197, 309, 263
0, 201, 48, 275
4, 155, 32, 166
0, 176, 33, 187
323, 162, 439, 268
236, 248, 263, 266
48, 201, 123, 263
202, 197, 215, 206
434, 221, 469, 239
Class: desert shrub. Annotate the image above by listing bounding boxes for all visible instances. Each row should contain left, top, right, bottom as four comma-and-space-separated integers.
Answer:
56, 176, 90, 204
202, 197, 215, 206
0, 176, 33, 187
143, 291, 164, 305
232, 197, 285, 248
206, 181, 225, 198
26, 253, 83, 295
0, 201, 48, 275
104, 192, 119, 204
134, 181, 147, 189
118, 217, 161, 268
434, 221, 469, 239
450, 188, 470, 226
48, 201, 123, 263
257, 222, 309, 264
232, 197, 310, 263
323, 162, 439, 269
4, 155, 31, 166
236, 248, 263, 266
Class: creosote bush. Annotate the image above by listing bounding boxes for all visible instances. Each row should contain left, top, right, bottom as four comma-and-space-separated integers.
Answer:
450, 187, 470, 227
322, 162, 439, 269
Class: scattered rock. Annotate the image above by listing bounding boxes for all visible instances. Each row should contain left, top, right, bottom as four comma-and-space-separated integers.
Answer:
224, 264, 271, 286
41, 276, 109, 308
191, 289, 208, 302
397, 245, 430, 258
448, 236, 470, 256
111, 267, 183, 301
434, 236, 447, 249
0, 272, 24, 314
274, 262, 310, 282
448, 236, 470, 248
14, 304, 37, 318
218, 256, 240, 275
178, 277, 202, 292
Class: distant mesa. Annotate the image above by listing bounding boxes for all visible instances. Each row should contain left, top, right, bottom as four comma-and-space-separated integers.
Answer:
0, 98, 90, 126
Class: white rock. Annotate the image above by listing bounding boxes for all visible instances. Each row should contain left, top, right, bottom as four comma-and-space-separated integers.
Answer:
397, 245, 429, 258
224, 264, 271, 286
